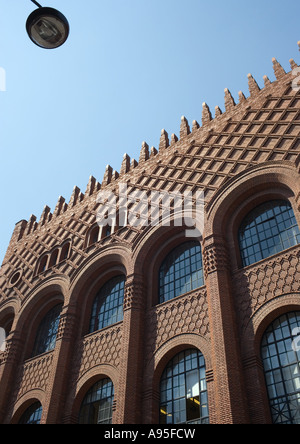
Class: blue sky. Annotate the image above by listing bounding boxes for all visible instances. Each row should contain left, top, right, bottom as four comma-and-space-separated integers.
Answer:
0, 0, 300, 263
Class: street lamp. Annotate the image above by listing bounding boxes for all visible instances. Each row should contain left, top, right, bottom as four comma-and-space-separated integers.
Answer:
26, 0, 69, 49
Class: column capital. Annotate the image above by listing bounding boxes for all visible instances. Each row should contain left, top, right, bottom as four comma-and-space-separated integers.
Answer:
124, 274, 145, 311
203, 235, 230, 278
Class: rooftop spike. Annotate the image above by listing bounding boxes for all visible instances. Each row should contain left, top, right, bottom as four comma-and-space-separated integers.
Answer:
247, 73, 260, 96
69, 186, 81, 207
25, 214, 37, 235
131, 159, 138, 169
224, 88, 236, 111
103, 165, 113, 186
192, 120, 200, 132
290, 58, 298, 70
238, 91, 246, 103
150, 146, 158, 157
85, 176, 97, 197
11, 220, 27, 245
120, 153, 131, 175
170, 133, 178, 145
39, 205, 51, 226
112, 170, 119, 181
215, 106, 222, 118
53, 196, 66, 216
139, 141, 149, 163
272, 58, 286, 80
202, 103, 212, 125
263, 75, 272, 87
180, 116, 191, 139
159, 129, 169, 151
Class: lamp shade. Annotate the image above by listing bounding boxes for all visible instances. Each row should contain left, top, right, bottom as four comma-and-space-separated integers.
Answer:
26, 7, 69, 49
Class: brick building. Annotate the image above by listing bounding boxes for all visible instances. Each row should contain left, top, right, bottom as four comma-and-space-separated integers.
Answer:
1, 46, 300, 424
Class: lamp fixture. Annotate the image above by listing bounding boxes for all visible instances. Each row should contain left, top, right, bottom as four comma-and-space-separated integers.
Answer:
26, 0, 69, 49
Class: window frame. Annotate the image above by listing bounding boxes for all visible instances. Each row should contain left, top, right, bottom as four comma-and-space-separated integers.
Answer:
18, 402, 43, 424
238, 200, 300, 267
158, 241, 204, 304
89, 275, 125, 334
159, 349, 209, 425
78, 378, 115, 425
32, 304, 63, 358
261, 311, 300, 425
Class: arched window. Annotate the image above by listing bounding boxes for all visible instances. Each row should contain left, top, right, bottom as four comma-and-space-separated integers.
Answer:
261, 312, 300, 424
61, 242, 70, 262
79, 378, 114, 424
102, 224, 112, 238
18, 402, 43, 424
159, 241, 204, 304
87, 225, 100, 247
160, 349, 209, 425
32, 304, 63, 357
89, 276, 125, 333
49, 249, 59, 268
239, 200, 300, 267
37, 255, 49, 274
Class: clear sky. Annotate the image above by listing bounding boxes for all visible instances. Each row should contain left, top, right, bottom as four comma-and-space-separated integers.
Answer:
0, 0, 300, 263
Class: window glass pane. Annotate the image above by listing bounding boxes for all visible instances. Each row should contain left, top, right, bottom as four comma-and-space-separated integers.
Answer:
89, 276, 125, 333
79, 379, 114, 424
261, 312, 300, 424
160, 349, 209, 425
19, 402, 43, 424
159, 242, 204, 304
32, 304, 63, 357
239, 200, 300, 267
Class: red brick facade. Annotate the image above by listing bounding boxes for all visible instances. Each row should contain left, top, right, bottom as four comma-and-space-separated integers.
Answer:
1, 49, 300, 424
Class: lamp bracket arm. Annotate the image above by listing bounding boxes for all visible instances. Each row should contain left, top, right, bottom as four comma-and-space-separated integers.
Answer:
30, 0, 43, 8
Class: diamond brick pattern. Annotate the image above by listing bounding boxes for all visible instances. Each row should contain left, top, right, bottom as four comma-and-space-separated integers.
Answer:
0, 53, 300, 424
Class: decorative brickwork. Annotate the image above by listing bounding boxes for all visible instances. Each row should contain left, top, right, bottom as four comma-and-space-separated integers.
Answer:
1, 47, 300, 424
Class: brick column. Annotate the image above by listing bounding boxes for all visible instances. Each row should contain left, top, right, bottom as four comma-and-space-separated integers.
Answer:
0, 334, 24, 423
203, 235, 249, 424
242, 355, 272, 424
115, 274, 145, 424
41, 308, 78, 424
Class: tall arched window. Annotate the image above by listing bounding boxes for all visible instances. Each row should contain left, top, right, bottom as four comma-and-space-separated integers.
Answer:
159, 241, 204, 304
239, 200, 300, 267
261, 312, 300, 424
32, 304, 63, 357
89, 276, 125, 333
79, 378, 114, 424
49, 249, 59, 268
61, 242, 70, 261
18, 402, 43, 424
37, 255, 49, 274
160, 349, 209, 425
87, 225, 100, 247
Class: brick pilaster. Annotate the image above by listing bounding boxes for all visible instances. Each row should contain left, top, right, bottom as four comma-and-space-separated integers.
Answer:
115, 274, 145, 424
41, 308, 78, 424
0, 335, 24, 423
203, 235, 250, 424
